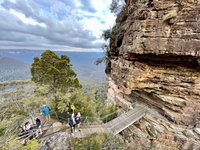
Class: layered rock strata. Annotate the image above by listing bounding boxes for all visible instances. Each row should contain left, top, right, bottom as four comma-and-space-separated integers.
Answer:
107, 0, 200, 149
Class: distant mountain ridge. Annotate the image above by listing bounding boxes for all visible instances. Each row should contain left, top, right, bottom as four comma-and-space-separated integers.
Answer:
0, 56, 30, 81
0, 50, 107, 85
0, 56, 28, 69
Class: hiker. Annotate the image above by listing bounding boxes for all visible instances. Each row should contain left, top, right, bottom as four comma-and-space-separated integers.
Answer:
35, 118, 42, 137
25, 122, 33, 131
36, 118, 41, 128
18, 122, 34, 139
22, 124, 26, 132
25, 122, 35, 139
17, 126, 26, 137
41, 105, 51, 122
69, 103, 75, 113
75, 112, 81, 130
68, 113, 76, 136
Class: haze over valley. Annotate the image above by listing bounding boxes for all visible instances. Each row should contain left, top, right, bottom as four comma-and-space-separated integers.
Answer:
0, 50, 106, 85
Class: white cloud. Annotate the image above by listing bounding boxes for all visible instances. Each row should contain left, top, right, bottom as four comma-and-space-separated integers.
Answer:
10, 9, 46, 27
0, 0, 116, 52
79, 0, 116, 38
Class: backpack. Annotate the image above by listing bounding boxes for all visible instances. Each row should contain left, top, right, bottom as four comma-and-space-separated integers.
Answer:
75, 116, 80, 124
48, 107, 51, 111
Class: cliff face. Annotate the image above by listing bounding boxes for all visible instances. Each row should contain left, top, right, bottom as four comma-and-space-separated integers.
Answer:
108, 0, 200, 149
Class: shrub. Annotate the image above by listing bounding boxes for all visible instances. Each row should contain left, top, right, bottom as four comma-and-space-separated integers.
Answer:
112, 25, 123, 37
100, 104, 117, 123
18, 138, 41, 150
0, 128, 5, 137
1, 136, 19, 150
72, 133, 108, 150
72, 133, 126, 150
110, 0, 125, 15
102, 29, 112, 41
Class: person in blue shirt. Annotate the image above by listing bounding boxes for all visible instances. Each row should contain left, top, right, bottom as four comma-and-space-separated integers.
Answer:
41, 105, 51, 122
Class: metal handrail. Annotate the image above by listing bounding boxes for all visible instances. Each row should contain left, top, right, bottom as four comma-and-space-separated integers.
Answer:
2, 105, 144, 149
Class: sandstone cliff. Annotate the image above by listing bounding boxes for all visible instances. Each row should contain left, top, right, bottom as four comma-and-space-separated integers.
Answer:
107, 0, 200, 149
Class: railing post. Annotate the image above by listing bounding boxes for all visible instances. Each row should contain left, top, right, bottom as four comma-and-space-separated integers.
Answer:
55, 111, 58, 120
86, 117, 88, 126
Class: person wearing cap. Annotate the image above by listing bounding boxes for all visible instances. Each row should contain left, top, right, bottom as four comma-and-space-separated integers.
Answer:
70, 104, 75, 113
41, 105, 51, 122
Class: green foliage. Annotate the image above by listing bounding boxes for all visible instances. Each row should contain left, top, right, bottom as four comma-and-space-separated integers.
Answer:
100, 104, 117, 123
0, 128, 5, 137
102, 29, 112, 41
31, 50, 81, 92
110, 0, 125, 15
72, 133, 108, 150
73, 91, 97, 117
1, 135, 19, 150
72, 133, 126, 150
96, 43, 110, 67
55, 90, 97, 117
94, 85, 107, 102
31, 50, 82, 111
112, 25, 122, 37
18, 138, 41, 150
95, 57, 107, 66
0, 83, 49, 141
2, 136, 40, 150
3, 104, 26, 117
102, 134, 126, 150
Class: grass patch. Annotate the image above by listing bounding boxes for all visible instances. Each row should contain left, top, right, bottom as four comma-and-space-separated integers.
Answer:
72, 133, 126, 150
0, 128, 5, 137
72, 133, 108, 150
100, 104, 117, 123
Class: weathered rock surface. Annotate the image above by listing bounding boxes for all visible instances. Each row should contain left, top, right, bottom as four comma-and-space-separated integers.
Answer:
110, 0, 200, 58
107, 0, 200, 149
41, 132, 71, 150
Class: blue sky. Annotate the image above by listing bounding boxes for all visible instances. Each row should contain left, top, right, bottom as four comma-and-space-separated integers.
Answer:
0, 0, 116, 52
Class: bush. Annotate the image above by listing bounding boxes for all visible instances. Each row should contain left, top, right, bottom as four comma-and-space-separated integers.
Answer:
110, 0, 125, 15
72, 133, 126, 150
48, 90, 100, 124
18, 138, 41, 150
100, 104, 117, 123
72, 133, 108, 150
1, 136, 19, 150
102, 134, 126, 150
0, 128, 5, 137
102, 29, 112, 41
112, 26, 123, 37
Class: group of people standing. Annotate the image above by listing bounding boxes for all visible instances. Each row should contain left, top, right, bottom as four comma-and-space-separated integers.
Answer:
19, 104, 81, 138
67, 104, 81, 135
40, 103, 82, 136
18, 105, 49, 138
